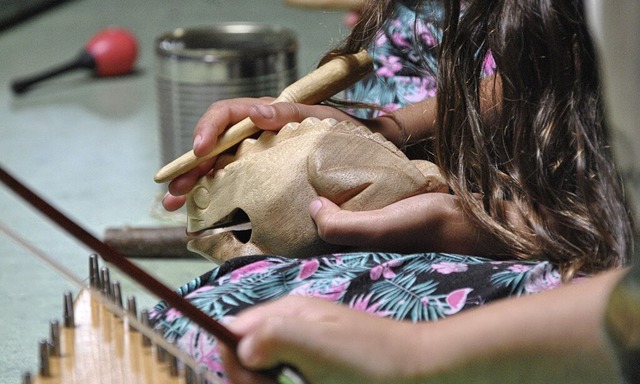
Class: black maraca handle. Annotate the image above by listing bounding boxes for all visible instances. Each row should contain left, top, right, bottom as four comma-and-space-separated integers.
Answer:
11, 51, 95, 95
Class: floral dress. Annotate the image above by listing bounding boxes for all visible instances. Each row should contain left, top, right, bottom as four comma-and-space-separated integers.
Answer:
346, 0, 495, 118
151, 252, 567, 382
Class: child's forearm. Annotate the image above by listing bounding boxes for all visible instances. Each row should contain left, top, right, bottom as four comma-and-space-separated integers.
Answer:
367, 97, 438, 148
369, 74, 503, 148
413, 268, 627, 383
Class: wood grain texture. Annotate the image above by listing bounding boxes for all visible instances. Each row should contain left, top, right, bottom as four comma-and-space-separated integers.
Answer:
32, 289, 185, 384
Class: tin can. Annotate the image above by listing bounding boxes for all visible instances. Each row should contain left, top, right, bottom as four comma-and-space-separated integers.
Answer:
155, 24, 298, 165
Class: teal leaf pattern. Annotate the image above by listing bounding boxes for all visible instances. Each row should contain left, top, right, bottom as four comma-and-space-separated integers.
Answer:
151, 251, 565, 381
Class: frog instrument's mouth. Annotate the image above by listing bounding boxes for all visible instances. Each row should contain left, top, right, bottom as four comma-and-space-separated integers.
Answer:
187, 207, 252, 244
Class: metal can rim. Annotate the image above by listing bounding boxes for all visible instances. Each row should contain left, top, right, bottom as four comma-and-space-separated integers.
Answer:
155, 23, 298, 62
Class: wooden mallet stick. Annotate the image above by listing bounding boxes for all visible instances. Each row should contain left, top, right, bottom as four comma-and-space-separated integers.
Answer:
153, 49, 373, 184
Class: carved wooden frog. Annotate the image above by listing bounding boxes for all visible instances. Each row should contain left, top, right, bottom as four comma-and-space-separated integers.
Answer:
186, 117, 447, 263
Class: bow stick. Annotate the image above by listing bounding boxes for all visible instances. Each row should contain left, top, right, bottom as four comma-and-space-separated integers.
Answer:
0, 166, 308, 382
153, 49, 373, 183
0, 167, 240, 354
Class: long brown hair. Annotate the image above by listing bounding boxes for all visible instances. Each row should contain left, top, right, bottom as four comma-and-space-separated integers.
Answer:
327, 0, 633, 275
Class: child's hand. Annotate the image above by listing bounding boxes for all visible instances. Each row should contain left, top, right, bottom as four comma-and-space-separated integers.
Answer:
308, 193, 506, 256
161, 99, 353, 211
220, 296, 424, 384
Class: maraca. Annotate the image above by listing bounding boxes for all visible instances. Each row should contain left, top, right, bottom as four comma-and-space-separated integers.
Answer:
11, 27, 138, 95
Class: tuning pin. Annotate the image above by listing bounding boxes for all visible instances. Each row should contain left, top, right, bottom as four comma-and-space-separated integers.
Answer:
185, 366, 205, 384
38, 339, 50, 377
127, 296, 138, 331
112, 281, 123, 309
169, 355, 180, 376
49, 320, 60, 357
63, 291, 74, 328
140, 309, 152, 347
154, 328, 169, 363
101, 267, 111, 298
89, 254, 101, 289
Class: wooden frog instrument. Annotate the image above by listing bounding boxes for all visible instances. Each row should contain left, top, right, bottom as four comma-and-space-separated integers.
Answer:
186, 117, 447, 262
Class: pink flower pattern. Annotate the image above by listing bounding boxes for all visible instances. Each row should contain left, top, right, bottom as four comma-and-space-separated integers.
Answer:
228, 260, 273, 283
349, 292, 394, 317
432, 261, 469, 274
376, 55, 404, 78
370, 259, 404, 280
445, 288, 473, 315
290, 278, 350, 301
297, 259, 320, 280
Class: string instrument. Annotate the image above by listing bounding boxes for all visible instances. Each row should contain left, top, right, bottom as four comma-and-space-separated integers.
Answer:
15, 254, 219, 384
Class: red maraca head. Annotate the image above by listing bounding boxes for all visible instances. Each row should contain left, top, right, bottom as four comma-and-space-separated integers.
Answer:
85, 27, 138, 77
